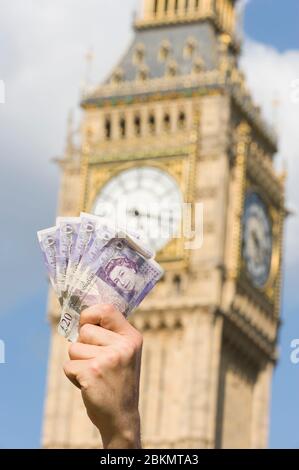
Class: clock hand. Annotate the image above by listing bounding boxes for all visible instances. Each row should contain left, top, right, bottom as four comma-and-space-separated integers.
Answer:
252, 230, 269, 266
252, 231, 260, 249
127, 208, 177, 224
250, 230, 261, 265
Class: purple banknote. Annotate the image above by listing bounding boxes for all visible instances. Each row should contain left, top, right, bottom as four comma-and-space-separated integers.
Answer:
37, 226, 58, 294
56, 217, 81, 306
64, 213, 101, 296
58, 238, 163, 342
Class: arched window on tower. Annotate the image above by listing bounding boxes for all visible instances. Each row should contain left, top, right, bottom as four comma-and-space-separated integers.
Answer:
166, 59, 178, 77
133, 43, 145, 65
104, 117, 111, 140
148, 113, 156, 135
158, 40, 171, 62
174, 0, 179, 14
193, 57, 204, 74
163, 113, 171, 132
185, 0, 189, 12
119, 117, 126, 139
164, 0, 169, 13
184, 37, 197, 59
178, 111, 186, 130
195, 0, 200, 10
111, 67, 124, 85
173, 274, 182, 294
134, 114, 141, 136
137, 65, 149, 81
153, 0, 158, 15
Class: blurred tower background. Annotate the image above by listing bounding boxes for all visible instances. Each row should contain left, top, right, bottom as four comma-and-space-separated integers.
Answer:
43, 0, 286, 449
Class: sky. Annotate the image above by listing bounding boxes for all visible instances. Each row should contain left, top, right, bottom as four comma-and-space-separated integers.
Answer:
0, 0, 298, 448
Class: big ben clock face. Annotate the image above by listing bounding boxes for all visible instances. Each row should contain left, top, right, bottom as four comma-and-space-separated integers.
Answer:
242, 192, 273, 288
92, 166, 183, 252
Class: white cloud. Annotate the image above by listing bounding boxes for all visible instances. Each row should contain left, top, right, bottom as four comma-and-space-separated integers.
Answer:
0, 0, 136, 312
241, 39, 299, 268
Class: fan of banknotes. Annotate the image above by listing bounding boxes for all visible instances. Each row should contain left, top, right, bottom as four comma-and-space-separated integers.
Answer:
37, 213, 164, 342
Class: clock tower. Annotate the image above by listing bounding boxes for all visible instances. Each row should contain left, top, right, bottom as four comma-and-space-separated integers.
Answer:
43, 0, 286, 448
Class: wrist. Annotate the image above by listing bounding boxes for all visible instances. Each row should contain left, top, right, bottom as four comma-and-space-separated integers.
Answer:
100, 412, 142, 449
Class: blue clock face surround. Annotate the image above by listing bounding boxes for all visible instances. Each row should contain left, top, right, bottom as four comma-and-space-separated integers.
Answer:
242, 192, 273, 288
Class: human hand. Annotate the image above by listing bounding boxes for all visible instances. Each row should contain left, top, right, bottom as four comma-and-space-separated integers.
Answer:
63, 304, 143, 449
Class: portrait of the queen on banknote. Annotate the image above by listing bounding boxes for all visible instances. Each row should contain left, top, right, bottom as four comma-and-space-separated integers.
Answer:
99, 254, 141, 300
68, 240, 160, 309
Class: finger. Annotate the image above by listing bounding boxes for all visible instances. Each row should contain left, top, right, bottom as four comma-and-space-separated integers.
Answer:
68, 342, 103, 360
78, 323, 118, 347
63, 359, 86, 389
80, 304, 132, 335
